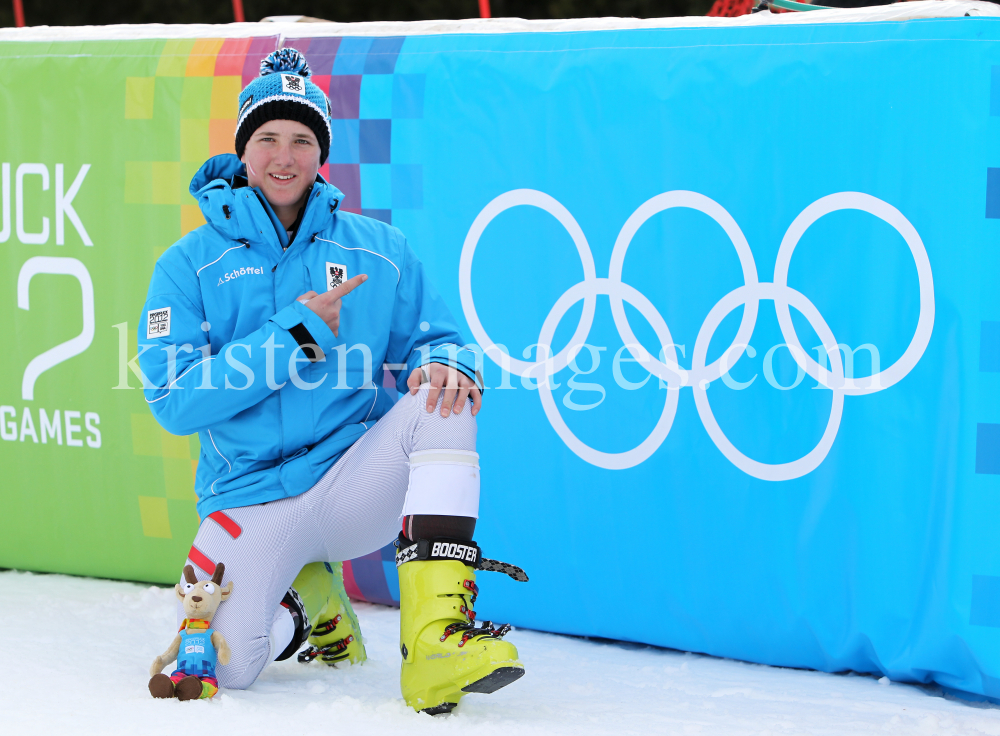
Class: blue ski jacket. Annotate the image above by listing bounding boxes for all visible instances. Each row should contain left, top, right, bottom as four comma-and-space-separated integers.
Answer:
139, 154, 481, 519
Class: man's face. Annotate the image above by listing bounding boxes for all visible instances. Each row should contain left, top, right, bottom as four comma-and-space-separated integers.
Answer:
241, 119, 322, 211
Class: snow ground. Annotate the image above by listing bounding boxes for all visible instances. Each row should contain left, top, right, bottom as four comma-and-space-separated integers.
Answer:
3, 570, 1000, 735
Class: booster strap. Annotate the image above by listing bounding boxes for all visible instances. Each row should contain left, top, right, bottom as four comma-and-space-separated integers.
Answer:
395, 534, 529, 582
396, 536, 481, 567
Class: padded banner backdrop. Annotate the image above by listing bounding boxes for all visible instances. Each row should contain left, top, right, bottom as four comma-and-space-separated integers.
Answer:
2, 13, 1000, 699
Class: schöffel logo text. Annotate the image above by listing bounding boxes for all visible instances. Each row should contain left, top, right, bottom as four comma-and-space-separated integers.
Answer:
217, 265, 265, 286
431, 542, 478, 563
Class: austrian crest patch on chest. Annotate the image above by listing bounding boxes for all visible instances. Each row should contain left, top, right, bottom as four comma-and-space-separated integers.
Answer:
326, 262, 348, 291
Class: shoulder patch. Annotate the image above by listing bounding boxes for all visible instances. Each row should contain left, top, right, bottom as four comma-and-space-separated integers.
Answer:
147, 307, 171, 339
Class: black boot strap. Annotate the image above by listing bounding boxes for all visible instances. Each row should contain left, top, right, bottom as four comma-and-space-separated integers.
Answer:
478, 557, 529, 582
394, 533, 528, 582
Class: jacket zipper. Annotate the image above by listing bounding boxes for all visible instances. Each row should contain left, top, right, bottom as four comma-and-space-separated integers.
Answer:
245, 184, 331, 461
243, 187, 289, 460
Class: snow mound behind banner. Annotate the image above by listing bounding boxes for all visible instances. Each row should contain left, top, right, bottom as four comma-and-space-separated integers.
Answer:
0, 0, 996, 41
2, 570, 1000, 735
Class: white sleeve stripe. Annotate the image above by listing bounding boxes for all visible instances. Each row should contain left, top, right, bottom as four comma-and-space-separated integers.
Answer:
197, 244, 247, 276
169, 356, 214, 387
143, 356, 215, 403
207, 428, 232, 474
314, 237, 401, 284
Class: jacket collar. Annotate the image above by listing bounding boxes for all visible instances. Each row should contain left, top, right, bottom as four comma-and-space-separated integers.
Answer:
189, 154, 343, 248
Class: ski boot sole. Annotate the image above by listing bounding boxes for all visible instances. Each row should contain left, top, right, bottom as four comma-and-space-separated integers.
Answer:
462, 665, 525, 694
421, 702, 458, 715
418, 667, 524, 715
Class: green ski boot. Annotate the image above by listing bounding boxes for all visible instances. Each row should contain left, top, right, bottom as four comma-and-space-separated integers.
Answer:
396, 535, 528, 714
294, 561, 367, 666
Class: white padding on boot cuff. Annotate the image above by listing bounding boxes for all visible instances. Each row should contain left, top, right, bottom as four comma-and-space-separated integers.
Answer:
401, 449, 480, 518
269, 605, 295, 662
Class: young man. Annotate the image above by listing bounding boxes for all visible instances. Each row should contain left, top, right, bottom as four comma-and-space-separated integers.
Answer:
138, 48, 525, 714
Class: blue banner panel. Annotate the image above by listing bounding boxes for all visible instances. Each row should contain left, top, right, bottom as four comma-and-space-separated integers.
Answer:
323, 17, 1000, 700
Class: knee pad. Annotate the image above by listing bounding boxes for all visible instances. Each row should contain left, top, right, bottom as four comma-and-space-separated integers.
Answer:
217, 641, 269, 690
401, 450, 480, 519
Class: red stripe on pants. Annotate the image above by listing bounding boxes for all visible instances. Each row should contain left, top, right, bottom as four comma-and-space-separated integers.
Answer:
188, 545, 216, 576
209, 511, 242, 539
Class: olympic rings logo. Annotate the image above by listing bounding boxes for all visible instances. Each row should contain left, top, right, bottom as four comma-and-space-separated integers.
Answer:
459, 190, 935, 481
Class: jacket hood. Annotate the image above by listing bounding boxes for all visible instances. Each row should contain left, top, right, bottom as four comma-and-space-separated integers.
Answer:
190, 153, 245, 196
188, 153, 344, 244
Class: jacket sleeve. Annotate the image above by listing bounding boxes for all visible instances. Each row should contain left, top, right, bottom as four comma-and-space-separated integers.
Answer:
385, 234, 483, 395
138, 259, 338, 436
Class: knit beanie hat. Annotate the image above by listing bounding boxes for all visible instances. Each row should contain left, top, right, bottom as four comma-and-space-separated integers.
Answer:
235, 48, 333, 166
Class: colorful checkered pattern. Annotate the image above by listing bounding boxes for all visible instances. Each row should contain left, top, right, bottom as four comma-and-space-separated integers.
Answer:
974, 66, 1000, 653
126, 35, 423, 233
283, 36, 424, 226
130, 412, 200, 541
342, 541, 400, 606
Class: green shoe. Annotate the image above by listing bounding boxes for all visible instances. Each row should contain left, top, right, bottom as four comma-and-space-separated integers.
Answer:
396, 536, 527, 714
291, 561, 336, 624
295, 561, 367, 666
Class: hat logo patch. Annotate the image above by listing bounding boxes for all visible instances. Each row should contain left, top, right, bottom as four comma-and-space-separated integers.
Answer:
281, 74, 305, 95
238, 95, 253, 119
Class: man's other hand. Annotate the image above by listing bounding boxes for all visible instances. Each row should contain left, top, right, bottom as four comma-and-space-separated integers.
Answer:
296, 273, 367, 338
406, 362, 482, 418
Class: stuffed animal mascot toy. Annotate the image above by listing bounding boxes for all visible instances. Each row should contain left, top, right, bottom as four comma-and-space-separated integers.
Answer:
149, 563, 233, 700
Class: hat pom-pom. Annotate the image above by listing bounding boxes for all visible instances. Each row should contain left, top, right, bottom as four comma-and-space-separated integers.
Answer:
260, 48, 311, 78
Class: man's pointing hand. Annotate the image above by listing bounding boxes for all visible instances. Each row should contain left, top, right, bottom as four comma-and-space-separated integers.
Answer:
297, 273, 367, 337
